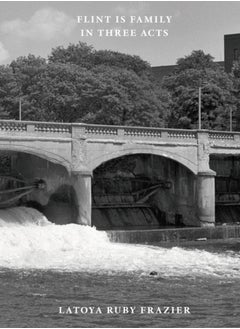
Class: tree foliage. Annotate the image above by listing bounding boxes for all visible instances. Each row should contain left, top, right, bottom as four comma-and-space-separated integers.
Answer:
163, 50, 236, 130
0, 43, 166, 127
231, 59, 240, 130
49, 42, 151, 76
1, 46, 240, 131
0, 65, 19, 119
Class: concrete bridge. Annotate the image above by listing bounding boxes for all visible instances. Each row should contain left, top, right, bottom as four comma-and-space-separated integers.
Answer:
0, 120, 240, 227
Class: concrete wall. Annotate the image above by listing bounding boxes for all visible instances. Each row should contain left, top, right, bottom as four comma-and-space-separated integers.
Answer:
210, 155, 240, 192
107, 225, 240, 244
12, 153, 78, 224
134, 155, 198, 226
86, 141, 198, 175
92, 154, 198, 228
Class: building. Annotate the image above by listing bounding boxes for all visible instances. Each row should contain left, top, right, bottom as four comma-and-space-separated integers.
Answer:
151, 64, 177, 83
151, 62, 224, 83
151, 33, 240, 81
224, 33, 240, 72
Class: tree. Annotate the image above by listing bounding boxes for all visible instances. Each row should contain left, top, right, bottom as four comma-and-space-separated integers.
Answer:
231, 59, 240, 130
8, 55, 48, 120
79, 65, 167, 126
48, 43, 94, 69
0, 65, 19, 119
49, 42, 151, 76
0, 43, 167, 126
47, 43, 167, 126
176, 50, 217, 71
163, 50, 236, 130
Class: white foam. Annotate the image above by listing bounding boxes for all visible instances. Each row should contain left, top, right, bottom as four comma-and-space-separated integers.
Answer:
0, 207, 49, 227
0, 207, 239, 278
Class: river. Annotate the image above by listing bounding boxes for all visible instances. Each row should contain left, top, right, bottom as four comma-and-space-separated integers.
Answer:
0, 207, 240, 327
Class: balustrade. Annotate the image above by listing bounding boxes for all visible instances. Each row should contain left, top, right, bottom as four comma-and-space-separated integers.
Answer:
168, 130, 197, 139
84, 125, 118, 136
34, 123, 71, 134
0, 121, 27, 132
209, 132, 234, 140
123, 127, 162, 138
0, 120, 239, 144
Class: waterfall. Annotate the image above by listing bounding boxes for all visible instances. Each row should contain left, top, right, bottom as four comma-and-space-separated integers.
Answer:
0, 207, 239, 278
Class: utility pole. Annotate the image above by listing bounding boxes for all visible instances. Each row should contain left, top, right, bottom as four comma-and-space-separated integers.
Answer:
198, 87, 201, 130
19, 97, 22, 121
230, 107, 233, 132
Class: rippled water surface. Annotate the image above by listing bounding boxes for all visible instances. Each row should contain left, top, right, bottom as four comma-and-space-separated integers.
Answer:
0, 207, 240, 327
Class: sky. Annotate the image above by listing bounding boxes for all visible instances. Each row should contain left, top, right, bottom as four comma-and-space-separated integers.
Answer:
0, 1, 240, 66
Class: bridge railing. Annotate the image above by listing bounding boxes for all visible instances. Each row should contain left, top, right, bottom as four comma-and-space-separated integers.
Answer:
208, 131, 235, 141
0, 120, 239, 143
79, 123, 240, 142
0, 120, 72, 136
80, 123, 198, 141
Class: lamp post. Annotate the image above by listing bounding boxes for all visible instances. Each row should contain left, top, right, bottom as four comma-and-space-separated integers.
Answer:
198, 87, 201, 130
230, 107, 233, 132
19, 97, 22, 121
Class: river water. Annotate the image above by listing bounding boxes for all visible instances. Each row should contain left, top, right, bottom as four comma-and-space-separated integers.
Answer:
0, 207, 240, 327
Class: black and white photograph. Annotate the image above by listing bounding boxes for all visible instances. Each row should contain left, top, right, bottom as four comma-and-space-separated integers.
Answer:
0, 0, 240, 327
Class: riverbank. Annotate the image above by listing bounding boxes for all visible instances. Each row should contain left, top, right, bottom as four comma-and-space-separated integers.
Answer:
107, 225, 240, 246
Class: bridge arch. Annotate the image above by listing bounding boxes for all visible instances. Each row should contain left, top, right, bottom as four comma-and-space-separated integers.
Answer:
88, 144, 198, 175
0, 142, 77, 225
91, 145, 199, 230
0, 142, 72, 172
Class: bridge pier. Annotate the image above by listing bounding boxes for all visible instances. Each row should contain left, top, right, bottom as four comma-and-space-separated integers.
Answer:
197, 171, 216, 226
71, 171, 92, 226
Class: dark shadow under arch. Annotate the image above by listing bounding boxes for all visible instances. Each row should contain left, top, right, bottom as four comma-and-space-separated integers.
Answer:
92, 153, 198, 230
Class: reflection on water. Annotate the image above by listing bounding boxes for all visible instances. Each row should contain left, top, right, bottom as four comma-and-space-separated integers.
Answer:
0, 207, 240, 327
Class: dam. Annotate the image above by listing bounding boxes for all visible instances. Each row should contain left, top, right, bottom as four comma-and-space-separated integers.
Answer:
1, 120, 240, 328
0, 120, 240, 233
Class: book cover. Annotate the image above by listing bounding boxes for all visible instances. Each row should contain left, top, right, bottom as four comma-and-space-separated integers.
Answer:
0, 1, 240, 328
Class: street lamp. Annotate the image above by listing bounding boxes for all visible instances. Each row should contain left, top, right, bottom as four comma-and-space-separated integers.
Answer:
198, 82, 209, 130
230, 107, 233, 132
19, 97, 22, 121
198, 87, 201, 130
